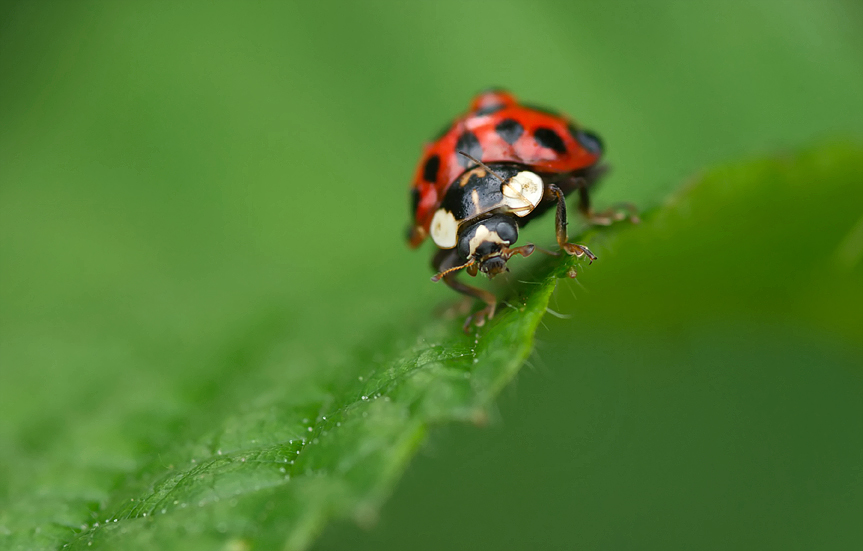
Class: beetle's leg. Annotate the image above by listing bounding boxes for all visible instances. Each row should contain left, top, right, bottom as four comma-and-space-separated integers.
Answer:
563, 176, 627, 225
579, 195, 640, 225
555, 166, 638, 225
500, 243, 536, 261
556, 164, 605, 219
433, 249, 498, 332
576, 183, 640, 225
547, 183, 598, 261
445, 275, 498, 332
533, 245, 562, 257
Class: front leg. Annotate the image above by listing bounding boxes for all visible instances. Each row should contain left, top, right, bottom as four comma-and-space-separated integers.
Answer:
547, 183, 598, 261
432, 249, 498, 331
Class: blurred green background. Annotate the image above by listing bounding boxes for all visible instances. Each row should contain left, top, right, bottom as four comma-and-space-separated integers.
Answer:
1, 1, 861, 549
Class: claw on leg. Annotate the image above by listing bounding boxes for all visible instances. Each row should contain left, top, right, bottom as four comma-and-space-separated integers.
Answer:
562, 242, 597, 262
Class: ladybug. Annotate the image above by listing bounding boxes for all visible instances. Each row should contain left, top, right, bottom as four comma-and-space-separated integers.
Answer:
408, 89, 621, 329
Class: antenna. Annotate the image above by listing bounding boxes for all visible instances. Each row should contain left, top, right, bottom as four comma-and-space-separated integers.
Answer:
456, 151, 509, 185
431, 258, 476, 282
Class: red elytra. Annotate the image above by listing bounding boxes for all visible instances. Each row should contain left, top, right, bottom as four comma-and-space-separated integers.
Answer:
407, 90, 602, 248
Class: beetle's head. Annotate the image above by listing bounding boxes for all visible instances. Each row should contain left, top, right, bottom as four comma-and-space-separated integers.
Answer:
456, 215, 518, 279
431, 214, 537, 283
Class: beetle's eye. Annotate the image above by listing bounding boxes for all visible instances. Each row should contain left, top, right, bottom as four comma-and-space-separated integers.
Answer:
494, 218, 518, 244
576, 130, 603, 156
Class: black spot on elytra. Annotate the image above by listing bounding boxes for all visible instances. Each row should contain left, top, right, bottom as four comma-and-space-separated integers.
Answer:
455, 131, 483, 168
423, 155, 440, 183
534, 127, 567, 154
410, 188, 420, 215
474, 104, 504, 116
495, 118, 524, 145
575, 129, 604, 156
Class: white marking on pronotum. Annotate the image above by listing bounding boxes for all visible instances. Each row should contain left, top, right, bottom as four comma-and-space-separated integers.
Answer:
467, 224, 506, 257
502, 171, 543, 217
430, 209, 458, 248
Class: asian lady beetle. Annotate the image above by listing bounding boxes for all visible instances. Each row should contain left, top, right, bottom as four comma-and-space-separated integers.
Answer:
408, 89, 625, 329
